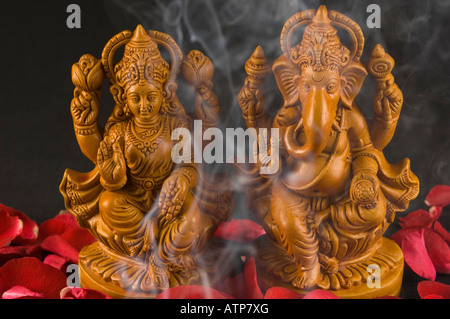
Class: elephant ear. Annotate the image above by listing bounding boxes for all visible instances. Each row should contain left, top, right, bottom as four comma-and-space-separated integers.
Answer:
340, 61, 368, 108
272, 54, 300, 108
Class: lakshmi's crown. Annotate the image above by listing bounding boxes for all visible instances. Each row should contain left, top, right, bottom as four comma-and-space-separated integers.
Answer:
114, 25, 170, 90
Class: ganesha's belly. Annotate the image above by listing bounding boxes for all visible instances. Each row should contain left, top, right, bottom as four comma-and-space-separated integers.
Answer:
282, 150, 352, 197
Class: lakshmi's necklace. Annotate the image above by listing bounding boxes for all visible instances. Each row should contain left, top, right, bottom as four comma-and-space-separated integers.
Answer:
126, 115, 168, 156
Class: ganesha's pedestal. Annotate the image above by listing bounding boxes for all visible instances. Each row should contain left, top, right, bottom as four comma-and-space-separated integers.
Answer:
236, 6, 419, 298
60, 25, 237, 298
252, 236, 404, 298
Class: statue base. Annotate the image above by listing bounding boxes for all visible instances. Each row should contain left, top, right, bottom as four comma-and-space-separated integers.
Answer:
251, 235, 404, 299
79, 238, 241, 299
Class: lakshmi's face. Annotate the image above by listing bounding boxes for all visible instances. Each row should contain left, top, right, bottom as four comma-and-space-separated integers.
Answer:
126, 82, 163, 121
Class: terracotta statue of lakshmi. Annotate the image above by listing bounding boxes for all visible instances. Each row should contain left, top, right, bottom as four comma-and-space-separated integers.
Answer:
237, 6, 419, 298
60, 25, 235, 298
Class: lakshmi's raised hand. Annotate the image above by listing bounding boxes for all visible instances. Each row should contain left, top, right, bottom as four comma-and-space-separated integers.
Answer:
71, 89, 100, 127
71, 54, 104, 127
97, 138, 127, 189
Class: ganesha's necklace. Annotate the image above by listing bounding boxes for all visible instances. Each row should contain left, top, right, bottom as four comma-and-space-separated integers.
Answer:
126, 115, 168, 156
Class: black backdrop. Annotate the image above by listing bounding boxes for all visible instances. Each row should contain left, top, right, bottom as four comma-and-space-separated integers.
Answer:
0, 0, 449, 298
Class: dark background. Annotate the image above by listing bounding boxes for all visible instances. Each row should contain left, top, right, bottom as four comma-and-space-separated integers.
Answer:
0, 0, 449, 298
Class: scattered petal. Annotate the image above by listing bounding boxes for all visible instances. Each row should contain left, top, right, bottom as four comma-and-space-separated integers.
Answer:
7, 208, 39, 245
398, 209, 435, 228
423, 294, 444, 299
214, 219, 265, 243
242, 258, 264, 299
303, 289, 340, 299
264, 287, 303, 299
156, 285, 233, 299
429, 206, 443, 221
214, 258, 263, 299
0, 212, 22, 248
434, 222, 450, 246
215, 273, 247, 299
0, 244, 42, 267
417, 281, 450, 299
44, 254, 70, 271
400, 228, 436, 280
423, 228, 450, 274
41, 235, 80, 263
37, 212, 95, 263
0, 257, 67, 299
60, 287, 111, 299
425, 185, 450, 207
2, 285, 44, 299
59, 228, 96, 253
38, 212, 80, 239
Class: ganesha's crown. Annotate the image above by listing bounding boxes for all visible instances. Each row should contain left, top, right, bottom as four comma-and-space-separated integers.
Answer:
114, 25, 170, 90
291, 6, 350, 71
281, 5, 364, 72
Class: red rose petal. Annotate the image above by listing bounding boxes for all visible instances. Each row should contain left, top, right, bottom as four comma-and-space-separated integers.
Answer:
8, 209, 39, 245
2, 285, 44, 299
156, 285, 233, 299
425, 185, 450, 207
214, 258, 264, 299
398, 209, 435, 229
423, 228, 450, 274
264, 287, 303, 299
0, 203, 39, 245
423, 294, 444, 299
60, 287, 111, 299
0, 212, 22, 248
391, 227, 413, 246
243, 257, 264, 299
429, 206, 443, 221
215, 273, 246, 299
44, 254, 69, 271
400, 228, 436, 280
214, 219, 265, 243
38, 212, 79, 239
303, 289, 340, 299
0, 244, 42, 267
434, 222, 450, 246
41, 235, 80, 263
417, 280, 450, 299
60, 228, 96, 252
0, 257, 67, 299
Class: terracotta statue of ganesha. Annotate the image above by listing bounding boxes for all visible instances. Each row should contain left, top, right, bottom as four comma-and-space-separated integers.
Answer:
237, 6, 419, 298
60, 25, 234, 298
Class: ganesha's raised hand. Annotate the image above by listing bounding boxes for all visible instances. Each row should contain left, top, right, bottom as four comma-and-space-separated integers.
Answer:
368, 44, 403, 122
71, 88, 100, 127
158, 173, 190, 223
97, 138, 127, 190
372, 74, 403, 122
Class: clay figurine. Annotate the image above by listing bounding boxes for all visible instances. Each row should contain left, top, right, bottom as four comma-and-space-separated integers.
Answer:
237, 6, 419, 298
60, 25, 234, 298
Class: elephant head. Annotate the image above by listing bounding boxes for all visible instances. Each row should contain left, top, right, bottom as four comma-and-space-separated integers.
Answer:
274, 6, 367, 159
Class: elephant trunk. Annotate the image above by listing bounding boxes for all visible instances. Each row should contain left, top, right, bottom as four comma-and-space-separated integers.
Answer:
284, 89, 337, 159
